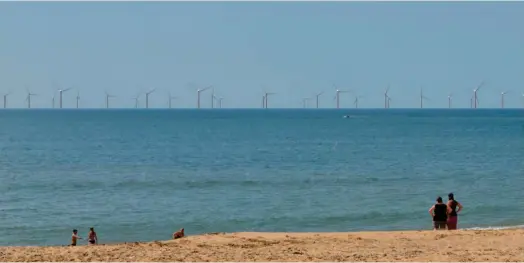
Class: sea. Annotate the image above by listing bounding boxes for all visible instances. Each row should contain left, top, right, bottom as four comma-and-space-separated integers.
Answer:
0, 109, 523, 246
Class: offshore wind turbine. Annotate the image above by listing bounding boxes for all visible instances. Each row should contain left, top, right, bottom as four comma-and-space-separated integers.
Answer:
57, 87, 71, 108
3, 91, 11, 108
419, 87, 430, 108
315, 91, 323, 108
211, 87, 215, 109
447, 93, 453, 109
302, 98, 310, 108
472, 81, 485, 109
384, 85, 391, 108
105, 91, 116, 109
132, 93, 140, 108
218, 97, 224, 108
354, 96, 363, 109
145, 89, 155, 109
500, 91, 509, 108
168, 92, 176, 109
76, 91, 80, 108
26, 89, 37, 109
263, 91, 275, 108
197, 86, 211, 109
333, 84, 349, 109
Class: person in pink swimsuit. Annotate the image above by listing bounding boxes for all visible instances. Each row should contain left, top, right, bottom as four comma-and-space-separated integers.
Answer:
447, 193, 463, 230
88, 227, 98, 245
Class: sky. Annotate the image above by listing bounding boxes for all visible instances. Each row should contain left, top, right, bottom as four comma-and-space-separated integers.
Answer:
1, 1, 523, 109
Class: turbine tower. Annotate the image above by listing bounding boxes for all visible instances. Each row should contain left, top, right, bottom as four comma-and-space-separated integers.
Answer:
315, 91, 323, 108
58, 87, 71, 109
211, 87, 215, 109
3, 92, 11, 109
419, 87, 429, 108
76, 91, 80, 109
168, 92, 176, 109
26, 90, 37, 109
197, 86, 211, 109
218, 97, 224, 108
145, 89, 155, 109
354, 96, 363, 109
302, 98, 310, 108
500, 91, 508, 109
334, 84, 349, 109
263, 92, 275, 108
105, 91, 116, 109
447, 93, 453, 109
472, 81, 485, 109
384, 85, 391, 109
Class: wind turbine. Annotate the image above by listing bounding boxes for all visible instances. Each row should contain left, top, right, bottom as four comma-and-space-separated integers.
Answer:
522, 92, 524, 108
57, 87, 71, 108
145, 89, 155, 109
51, 94, 55, 108
197, 86, 211, 109
3, 91, 11, 109
168, 92, 176, 109
217, 97, 224, 108
263, 92, 275, 109
500, 91, 509, 109
76, 91, 80, 109
354, 96, 363, 109
211, 87, 215, 109
384, 85, 391, 109
302, 98, 310, 108
315, 91, 323, 108
26, 89, 37, 109
419, 87, 430, 108
132, 93, 140, 108
447, 93, 453, 109
387, 96, 392, 108
105, 91, 116, 109
333, 84, 349, 109
472, 81, 485, 109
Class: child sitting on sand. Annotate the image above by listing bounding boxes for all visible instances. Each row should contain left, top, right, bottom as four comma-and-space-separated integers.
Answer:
173, 228, 185, 239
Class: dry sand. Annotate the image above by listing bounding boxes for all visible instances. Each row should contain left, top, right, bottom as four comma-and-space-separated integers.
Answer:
1, 229, 524, 261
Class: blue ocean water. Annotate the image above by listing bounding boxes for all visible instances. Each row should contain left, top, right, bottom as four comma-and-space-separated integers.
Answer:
0, 109, 523, 246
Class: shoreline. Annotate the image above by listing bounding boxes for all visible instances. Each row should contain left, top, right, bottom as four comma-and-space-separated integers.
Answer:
1, 229, 524, 261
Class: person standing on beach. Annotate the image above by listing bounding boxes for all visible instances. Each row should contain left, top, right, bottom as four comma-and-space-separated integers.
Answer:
88, 227, 98, 245
447, 193, 463, 230
71, 229, 82, 246
429, 196, 451, 230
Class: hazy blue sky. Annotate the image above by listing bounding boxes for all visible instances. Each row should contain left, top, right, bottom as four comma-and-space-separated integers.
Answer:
1, 2, 523, 109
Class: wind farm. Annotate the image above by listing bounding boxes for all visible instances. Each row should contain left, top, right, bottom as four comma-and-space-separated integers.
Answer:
0, 82, 523, 109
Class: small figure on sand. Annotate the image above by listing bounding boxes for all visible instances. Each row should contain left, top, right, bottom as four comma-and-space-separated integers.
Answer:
71, 229, 82, 246
447, 193, 463, 230
429, 196, 451, 230
88, 227, 98, 245
173, 228, 185, 239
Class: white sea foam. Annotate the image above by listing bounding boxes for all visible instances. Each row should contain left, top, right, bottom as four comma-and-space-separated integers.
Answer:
463, 225, 524, 231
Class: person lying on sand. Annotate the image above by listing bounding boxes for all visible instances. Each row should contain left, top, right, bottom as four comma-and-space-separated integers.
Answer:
173, 228, 185, 239
429, 196, 451, 230
88, 227, 98, 245
71, 229, 83, 246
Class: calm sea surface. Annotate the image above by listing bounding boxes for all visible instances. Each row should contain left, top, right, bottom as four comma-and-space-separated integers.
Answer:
0, 109, 523, 246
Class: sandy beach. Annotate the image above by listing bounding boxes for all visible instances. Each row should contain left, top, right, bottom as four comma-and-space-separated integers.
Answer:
1, 229, 523, 261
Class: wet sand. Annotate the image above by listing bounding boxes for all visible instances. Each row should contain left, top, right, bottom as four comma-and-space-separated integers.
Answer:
1, 229, 524, 261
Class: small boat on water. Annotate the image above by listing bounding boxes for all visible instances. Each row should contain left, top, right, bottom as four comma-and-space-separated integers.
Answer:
343, 115, 351, 118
